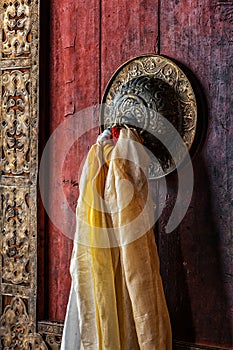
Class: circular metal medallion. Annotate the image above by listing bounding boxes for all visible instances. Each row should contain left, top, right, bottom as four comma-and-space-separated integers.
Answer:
101, 54, 197, 178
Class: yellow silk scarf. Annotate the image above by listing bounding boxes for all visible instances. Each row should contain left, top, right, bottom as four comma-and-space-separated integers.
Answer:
70, 128, 172, 350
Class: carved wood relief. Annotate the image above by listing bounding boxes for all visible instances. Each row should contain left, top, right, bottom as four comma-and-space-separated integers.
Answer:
38, 322, 63, 350
2, 0, 31, 57
0, 297, 46, 349
0, 0, 47, 348
2, 69, 31, 175
1, 187, 30, 284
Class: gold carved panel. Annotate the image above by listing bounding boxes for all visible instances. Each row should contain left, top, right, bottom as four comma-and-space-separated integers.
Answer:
2, 0, 31, 57
0, 297, 47, 349
1, 69, 30, 175
0, 0, 47, 348
1, 187, 31, 284
38, 322, 63, 350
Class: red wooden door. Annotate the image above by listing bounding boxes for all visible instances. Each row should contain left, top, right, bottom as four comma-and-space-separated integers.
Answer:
39, 0, 233, 348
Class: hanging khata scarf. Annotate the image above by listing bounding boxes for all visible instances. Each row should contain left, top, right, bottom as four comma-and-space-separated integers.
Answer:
61, 128, 172, 350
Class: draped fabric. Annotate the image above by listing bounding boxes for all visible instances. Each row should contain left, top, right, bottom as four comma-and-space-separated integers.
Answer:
61, 128, 172, 350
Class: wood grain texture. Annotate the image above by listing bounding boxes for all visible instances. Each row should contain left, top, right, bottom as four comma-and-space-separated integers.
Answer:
160, 0, 233, 347
100, 0, 159, 94
46, 0, 100, 320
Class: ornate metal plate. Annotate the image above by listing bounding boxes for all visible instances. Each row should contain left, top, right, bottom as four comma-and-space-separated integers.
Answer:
101, 54, 197, 178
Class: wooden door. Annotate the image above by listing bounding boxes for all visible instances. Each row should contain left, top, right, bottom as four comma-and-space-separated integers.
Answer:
37, 0, 233, 349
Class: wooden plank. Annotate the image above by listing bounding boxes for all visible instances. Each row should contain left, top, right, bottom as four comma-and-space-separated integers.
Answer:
46, 0, 100, 320
101, 0, 159, 94
160, 0, 233, 347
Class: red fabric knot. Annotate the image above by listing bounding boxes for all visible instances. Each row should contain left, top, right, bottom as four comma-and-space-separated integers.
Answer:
111, 126, 121, 143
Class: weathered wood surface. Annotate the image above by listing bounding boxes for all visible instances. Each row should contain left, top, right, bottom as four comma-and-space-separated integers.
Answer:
42, 0, 233, 347
44, 0, 100, 320
101, 0, 159, 94
160, 0, 233, 347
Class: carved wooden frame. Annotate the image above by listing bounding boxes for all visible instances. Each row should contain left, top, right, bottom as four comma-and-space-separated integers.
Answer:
0, 0, 47, 348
